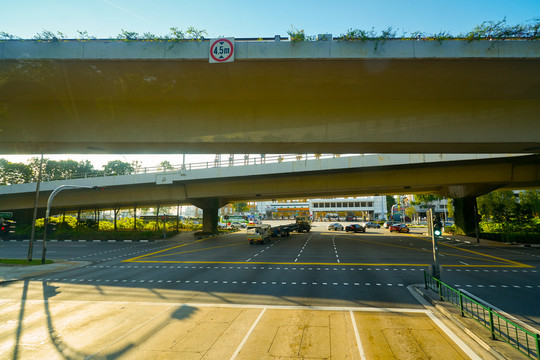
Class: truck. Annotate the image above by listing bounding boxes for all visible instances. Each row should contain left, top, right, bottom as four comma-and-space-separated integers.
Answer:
295, 215, 311, 233
247, 216, 311, 245
247, 224, 272, 244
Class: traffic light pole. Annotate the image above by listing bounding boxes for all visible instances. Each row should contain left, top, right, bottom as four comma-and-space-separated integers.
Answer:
428, 209, 441, 280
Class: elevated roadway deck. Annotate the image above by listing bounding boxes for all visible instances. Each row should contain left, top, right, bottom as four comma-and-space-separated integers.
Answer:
1, 154, 538, 215
1, 39, 539, 155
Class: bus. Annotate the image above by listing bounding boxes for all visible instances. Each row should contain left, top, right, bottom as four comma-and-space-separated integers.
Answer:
221, 215, 248, 226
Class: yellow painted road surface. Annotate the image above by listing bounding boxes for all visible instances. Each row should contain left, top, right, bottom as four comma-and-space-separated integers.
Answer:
0, 300, 475, 360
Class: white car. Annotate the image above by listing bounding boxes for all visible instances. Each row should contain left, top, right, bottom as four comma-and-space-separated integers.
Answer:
228, 221, 245, 229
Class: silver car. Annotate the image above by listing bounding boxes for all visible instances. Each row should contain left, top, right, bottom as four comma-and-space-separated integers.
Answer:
327, 223, 344, 231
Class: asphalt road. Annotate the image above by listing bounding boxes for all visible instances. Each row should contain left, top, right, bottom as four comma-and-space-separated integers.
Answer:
1, 221, 539, 327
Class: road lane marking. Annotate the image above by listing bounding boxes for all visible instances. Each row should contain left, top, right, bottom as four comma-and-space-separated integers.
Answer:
406, 233, 532, 268
123, 234, 228, 262
230, 307, 267, 360
350, 310, 367, 360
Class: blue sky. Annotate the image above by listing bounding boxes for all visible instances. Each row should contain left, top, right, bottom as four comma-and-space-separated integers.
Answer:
1, 0, 539, 40
1, 0, 539, 168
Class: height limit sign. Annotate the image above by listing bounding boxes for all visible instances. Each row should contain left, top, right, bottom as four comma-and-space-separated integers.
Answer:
209, 38, 234, 63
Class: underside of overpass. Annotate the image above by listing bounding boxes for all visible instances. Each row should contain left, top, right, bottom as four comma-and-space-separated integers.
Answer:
1, 39, 539, 234
1, 40, 539, 155
2, 154, 539, 234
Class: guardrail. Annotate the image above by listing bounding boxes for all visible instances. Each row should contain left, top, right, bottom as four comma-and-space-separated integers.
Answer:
424, 271, 539, 359
14, 154, 354, 184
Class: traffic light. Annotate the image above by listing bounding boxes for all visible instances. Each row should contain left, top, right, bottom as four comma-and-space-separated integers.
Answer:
0, 223, 7, 236
46, 222, 57, 234
433, 218, 443, 237
1, 220, 15, 237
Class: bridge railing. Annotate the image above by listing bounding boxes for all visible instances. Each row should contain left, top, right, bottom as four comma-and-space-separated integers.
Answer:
424, 271, 540, 359
25, 154, 356, 183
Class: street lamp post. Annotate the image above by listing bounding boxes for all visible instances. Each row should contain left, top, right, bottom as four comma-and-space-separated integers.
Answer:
41, 185, 102, 264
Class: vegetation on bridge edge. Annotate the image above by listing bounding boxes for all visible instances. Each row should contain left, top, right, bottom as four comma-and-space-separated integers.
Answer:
1, 18, 539, 43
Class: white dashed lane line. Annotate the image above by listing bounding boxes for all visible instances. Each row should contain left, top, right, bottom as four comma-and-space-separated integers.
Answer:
35, 278, 540, 289
497, 247, 540, 259
246, 239, 280, 262
332, 236, 340, 263
294, 234, 313, 263
85, 264, 538, 273
67, 240, 188, 261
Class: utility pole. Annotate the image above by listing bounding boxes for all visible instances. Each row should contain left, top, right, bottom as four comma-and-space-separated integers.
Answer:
28, 154, 44, 261
428, 208, 441, 280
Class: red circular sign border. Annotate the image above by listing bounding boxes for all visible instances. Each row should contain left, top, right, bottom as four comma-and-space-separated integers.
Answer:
210, 38, 234, 62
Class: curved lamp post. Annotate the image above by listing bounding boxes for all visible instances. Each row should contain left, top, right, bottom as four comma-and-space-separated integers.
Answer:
42, 185, 104, 264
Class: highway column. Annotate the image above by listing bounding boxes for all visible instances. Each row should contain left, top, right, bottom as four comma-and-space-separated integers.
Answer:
191, 198, 224, 234
453, 196, 480, 237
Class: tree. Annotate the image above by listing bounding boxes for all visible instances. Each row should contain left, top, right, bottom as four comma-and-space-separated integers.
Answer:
447, 199, 455, 219
0, 159, 32, 185
159, 161, 174, 171
519, 190, 540, 218
405, 206, 418, 223
477, 191, 516, 223
413, 194, 443, 205
235, 202, 249, 213
103, 160, 134, 175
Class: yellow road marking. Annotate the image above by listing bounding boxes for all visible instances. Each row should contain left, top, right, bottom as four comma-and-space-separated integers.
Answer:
124, 231, 533, 268
405, 233, 533, 268
141, 242, 245, 259
123, 235, 221, 262
121, 260, 434, 266
346, 236, 512, 265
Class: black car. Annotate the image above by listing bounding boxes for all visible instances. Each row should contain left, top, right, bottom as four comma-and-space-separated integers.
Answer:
345, 224, 366, 233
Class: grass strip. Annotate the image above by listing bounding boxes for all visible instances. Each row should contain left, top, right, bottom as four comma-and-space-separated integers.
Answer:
0, 259, 54, 265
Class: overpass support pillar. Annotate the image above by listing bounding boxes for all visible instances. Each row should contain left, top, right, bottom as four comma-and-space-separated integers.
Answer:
453, 196, 479, 236
191, 198, 226, 234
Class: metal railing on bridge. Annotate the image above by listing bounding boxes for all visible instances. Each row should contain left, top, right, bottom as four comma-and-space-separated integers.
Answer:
30, 154, 356, 183
424, 271, 540, 359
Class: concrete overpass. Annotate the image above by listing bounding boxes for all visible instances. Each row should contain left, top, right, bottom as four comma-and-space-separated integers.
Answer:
1, 154, 539, 232
1, 38, 539, 155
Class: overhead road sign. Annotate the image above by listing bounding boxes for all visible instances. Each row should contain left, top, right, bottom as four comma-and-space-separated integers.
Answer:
0, 212, 13, 219
209, 38, 234, 63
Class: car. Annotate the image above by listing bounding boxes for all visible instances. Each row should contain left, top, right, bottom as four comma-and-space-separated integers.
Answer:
389, 223, 410, 233
228, 221, 246, 229
345, 224, 366, 233
327, 223, 344, 231
364, 222, 381, 229
383, 221, 399, 229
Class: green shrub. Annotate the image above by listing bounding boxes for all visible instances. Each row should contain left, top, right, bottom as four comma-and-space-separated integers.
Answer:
501, 233, 540, 244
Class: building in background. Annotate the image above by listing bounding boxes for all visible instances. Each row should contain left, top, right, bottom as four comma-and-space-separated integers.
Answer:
262, 196, 388, 220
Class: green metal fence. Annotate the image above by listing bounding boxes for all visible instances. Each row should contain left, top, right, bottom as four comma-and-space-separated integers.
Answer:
424, 271, 540, 359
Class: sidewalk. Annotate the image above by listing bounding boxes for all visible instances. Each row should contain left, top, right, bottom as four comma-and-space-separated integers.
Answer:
0, 260, 91, 283
444, 234, 511, 247
444, 233, 540, 248
412, 284, 533, 360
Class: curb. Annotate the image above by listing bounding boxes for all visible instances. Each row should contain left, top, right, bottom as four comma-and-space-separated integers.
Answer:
2, 239, 154, 242
0, 260, 92, 284
411, 285, 521, 360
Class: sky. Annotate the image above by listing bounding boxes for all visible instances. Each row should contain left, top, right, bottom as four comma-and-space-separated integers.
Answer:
1, 0, 539, 168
